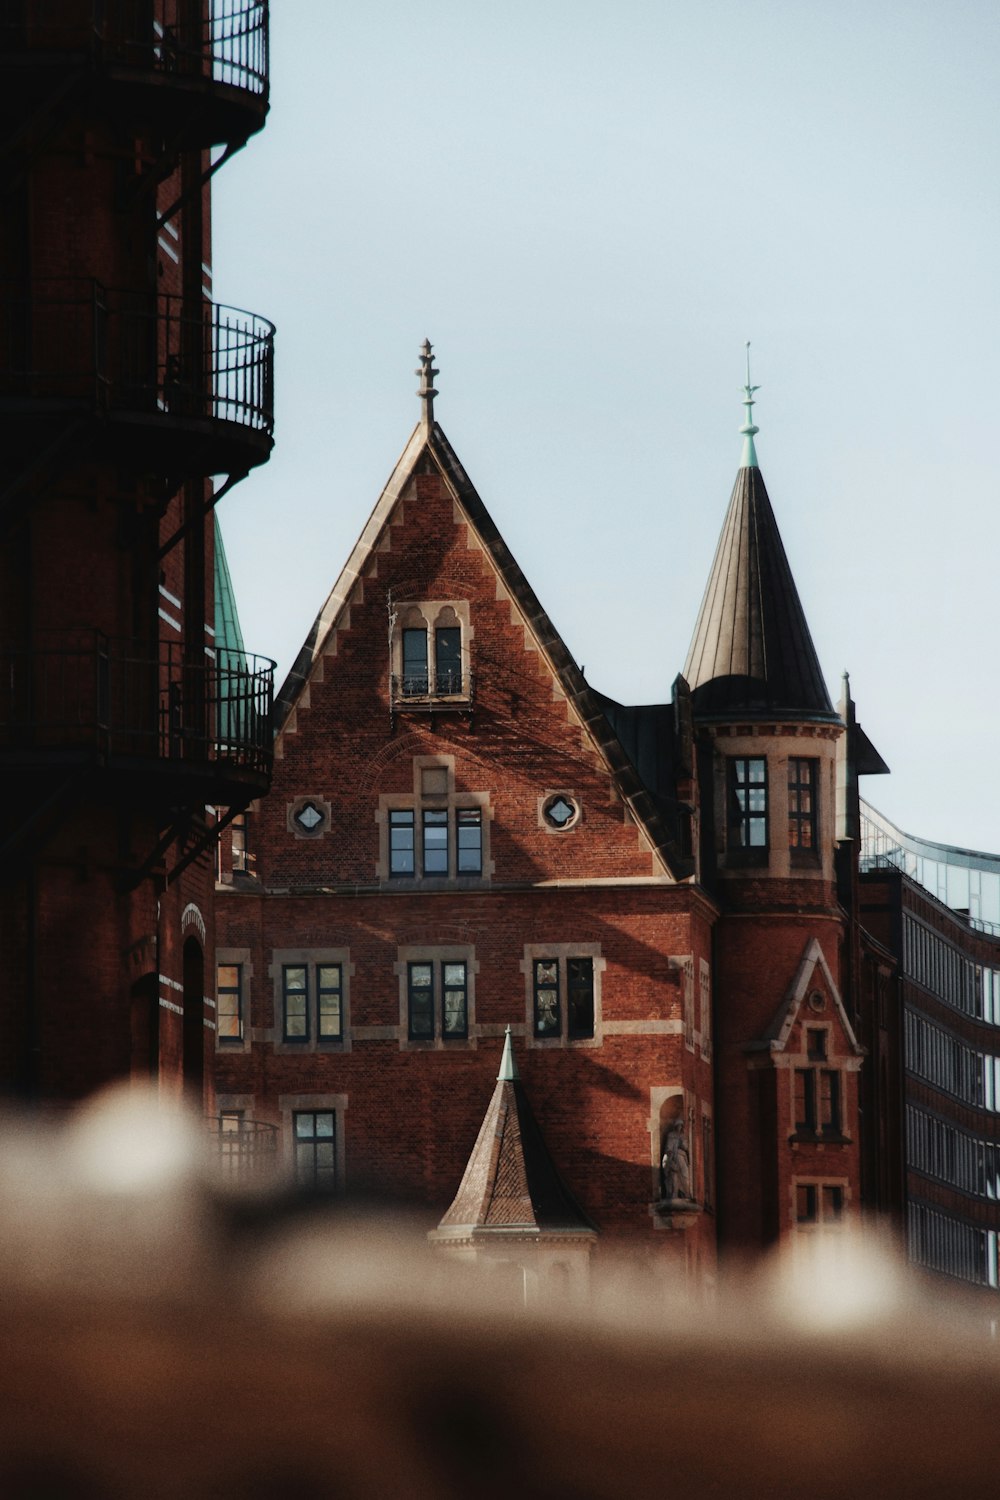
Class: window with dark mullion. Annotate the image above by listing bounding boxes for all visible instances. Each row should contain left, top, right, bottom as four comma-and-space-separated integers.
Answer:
567, 957, 595, 1038
435, 626, 462, 693
728, 757, 768, 849
294, 1110, 337, 1191
282, 965, 309, 1042
788, 757, 817, 849
422, 808, 449, 874
456, 808, 482, 874
408, 962, 434, 1038
533, 959, 560, 1036
442, 962, 468, 1037
402, 628, 429, 695
794, 1067, 816, 1132
317, 964, 343, 1041
217, 963, 243, 1043
389, 809, 415, 876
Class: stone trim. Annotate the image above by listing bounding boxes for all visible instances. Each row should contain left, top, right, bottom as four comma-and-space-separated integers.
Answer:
215, 947, 252, 1054
520, 943, 605, 1050
269, 947, 354, 1054
394, 943, 478, 1051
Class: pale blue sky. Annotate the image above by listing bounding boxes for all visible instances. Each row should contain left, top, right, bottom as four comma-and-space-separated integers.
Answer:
213, 0, 1000, 852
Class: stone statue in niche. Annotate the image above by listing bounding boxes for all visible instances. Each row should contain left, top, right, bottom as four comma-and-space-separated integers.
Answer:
660, 1121, 691, 1202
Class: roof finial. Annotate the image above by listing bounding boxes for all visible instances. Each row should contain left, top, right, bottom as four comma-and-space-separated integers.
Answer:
739, 340, 760, 469
497, 1024, 520, 1082
415, 338, 438, 428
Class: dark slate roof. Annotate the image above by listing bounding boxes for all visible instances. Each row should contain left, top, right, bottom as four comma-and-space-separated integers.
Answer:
435, 1036, 595, 1238
590, 692, 685, 838
683, 465, 838, 723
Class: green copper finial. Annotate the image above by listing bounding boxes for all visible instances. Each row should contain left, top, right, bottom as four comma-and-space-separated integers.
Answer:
740, 340, 760, 468
498, 1025, 520, 1082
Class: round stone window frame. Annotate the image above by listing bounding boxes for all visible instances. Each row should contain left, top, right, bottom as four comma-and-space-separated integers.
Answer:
541, 793, 581, 832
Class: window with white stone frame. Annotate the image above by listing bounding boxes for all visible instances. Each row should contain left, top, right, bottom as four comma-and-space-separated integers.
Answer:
278, 1093, 347, 1193
521, 944, 604, 1048
270, 948, 353, 1053
377, 756, 492, 883
389, 600, 471, 699
395, 944, 477, 1050
215, 947, 252, 1053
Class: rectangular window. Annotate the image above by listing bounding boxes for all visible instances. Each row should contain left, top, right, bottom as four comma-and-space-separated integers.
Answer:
217, 963, 243, 1043
533, 958, 561, 1037
435, 626, 462, 693
567, 957, 595, 1039
407, 960, 468, 1040
408, 962, 434, 1039
806, 1027, 827, 1061
389, 809, 415, 876
788, 757, 817, 849
794, 1068, 817, 1132
231, 811, 250, 873
402, 628, 428, 695
820, 1069, 841, 1134
317, 964, 343, 1041
442, 962, 468, 1037
728, 757, 768, 849
422, 808, 449, 874
293, 1110, 337, 1191
456, 808, 482, 874
282, 965, 309, 1042
796, 1183, 818, 1224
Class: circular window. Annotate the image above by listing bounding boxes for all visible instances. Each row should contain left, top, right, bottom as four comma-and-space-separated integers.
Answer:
543, 794, 578, 830
807, 989, 826, 1013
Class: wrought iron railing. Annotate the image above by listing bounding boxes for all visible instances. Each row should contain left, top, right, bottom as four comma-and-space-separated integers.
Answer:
390, 670, 473, 704
0, 1, 269, 99
0, 631, 273, 775
0, 279, 274, 440
207, 1115, 278, 1181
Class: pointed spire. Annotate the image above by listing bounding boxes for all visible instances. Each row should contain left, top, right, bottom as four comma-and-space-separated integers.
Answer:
683, 365, 838, 724
498, 1025, 520, 1082
740, 341, 760, 468
415, 338, 438, 429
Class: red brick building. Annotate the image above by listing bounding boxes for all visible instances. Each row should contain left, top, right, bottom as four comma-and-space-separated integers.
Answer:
215, 348, 875, 1281
0, 3, 274, 1107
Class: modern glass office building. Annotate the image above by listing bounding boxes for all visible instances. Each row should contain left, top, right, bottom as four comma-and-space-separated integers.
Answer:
860, 802, 1000, 1296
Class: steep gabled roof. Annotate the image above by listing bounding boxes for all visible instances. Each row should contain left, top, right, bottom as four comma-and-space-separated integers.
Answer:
274, 412, 693, 880
751, 937, 864, 1056
433, 1031, 595, 1239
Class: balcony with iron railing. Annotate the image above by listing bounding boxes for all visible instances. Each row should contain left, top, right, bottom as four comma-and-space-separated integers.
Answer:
0, 1, 269, 149
389, 668, 475, 729
0, 279, 274, 478
207, 1115, 278, 1184
0, 630, 273, 801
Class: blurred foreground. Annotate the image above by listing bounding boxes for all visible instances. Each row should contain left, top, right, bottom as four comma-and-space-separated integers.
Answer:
1, 1086, 998, 1498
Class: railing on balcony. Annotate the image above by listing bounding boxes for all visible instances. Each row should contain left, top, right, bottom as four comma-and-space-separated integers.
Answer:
0, 279, 274, 442
0, 1, 269, 100
388, 670, 475, 731
0, 631, 273, 777
207, 1115, 278, 1183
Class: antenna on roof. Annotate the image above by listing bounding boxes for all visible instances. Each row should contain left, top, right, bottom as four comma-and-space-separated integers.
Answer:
416, 338, 438, 429
739, 340, 760, 469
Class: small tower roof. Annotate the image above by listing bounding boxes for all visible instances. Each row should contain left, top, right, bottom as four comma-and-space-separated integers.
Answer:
683, 365, 838, 724
214, 515, 247, 663
434, 1034, 594, 1238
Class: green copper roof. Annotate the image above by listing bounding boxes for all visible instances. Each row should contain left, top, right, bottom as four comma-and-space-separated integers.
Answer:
497, 1025, 520, 1082
214, 514, 247, 665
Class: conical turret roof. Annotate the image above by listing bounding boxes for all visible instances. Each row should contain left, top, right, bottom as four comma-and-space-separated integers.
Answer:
434, 1032, 594, 1238
683, 376, 837, 723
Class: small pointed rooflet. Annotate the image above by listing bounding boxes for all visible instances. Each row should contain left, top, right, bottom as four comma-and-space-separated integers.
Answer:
683, 359, 838, 724
432, 1031, 594, 1239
